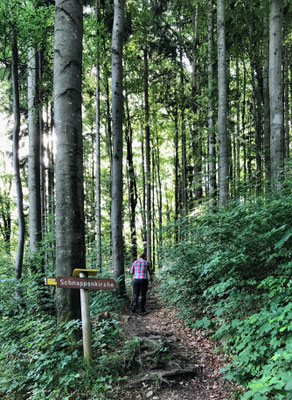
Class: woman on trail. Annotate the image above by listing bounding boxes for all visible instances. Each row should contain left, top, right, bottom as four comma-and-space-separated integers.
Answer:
130, 253, 152, 313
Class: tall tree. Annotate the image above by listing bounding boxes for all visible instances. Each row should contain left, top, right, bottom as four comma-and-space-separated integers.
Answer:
217, 0, 229, 205
207, 0, 216, 200
144, 45, 152, 264
125, 93, 137, 263
54, 0, 85, 321
95, 0, 102, 270
191, 0, 203, 203
111, 0, 126, 296
12, 28, 25, 280
28, 46, 42, 270
269, 0, 284, 189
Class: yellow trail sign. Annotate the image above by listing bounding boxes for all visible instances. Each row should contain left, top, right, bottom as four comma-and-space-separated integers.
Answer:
44, 277, 57, 286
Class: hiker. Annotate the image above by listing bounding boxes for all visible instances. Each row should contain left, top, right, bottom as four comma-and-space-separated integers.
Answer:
130, 253, 152, 313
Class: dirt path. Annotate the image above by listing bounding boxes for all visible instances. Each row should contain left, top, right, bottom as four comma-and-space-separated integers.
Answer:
115, 283, 237, 400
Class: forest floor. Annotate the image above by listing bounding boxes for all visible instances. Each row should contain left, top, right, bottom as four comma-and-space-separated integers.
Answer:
112, 282, 239, 400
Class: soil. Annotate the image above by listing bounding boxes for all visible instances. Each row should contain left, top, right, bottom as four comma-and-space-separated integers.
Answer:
113, 282, 239, 400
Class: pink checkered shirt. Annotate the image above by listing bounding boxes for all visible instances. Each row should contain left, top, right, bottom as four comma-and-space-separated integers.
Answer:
130, 258, 150, 279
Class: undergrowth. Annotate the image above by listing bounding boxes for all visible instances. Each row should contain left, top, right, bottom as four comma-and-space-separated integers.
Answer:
159, 191, 292, 400
0, 273, 136, 399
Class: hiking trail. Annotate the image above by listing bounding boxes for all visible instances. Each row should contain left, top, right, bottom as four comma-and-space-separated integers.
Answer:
114, 282, 238, 400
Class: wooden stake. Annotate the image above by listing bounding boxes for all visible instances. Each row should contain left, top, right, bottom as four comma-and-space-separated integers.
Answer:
79, 271, 92, 365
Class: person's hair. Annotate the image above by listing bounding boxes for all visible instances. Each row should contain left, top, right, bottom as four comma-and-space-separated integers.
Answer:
139, 253, 146, 259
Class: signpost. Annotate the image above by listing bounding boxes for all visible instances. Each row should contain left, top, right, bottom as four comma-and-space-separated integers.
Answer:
45, 269, 117, 365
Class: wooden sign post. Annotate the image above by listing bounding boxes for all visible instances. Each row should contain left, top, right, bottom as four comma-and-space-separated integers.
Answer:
79, 270, 92, 364
45, 269, 117, 365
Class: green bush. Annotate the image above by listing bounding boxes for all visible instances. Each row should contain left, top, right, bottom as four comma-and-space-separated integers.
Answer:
159, 192, 292, 399
0, 275, 135, 399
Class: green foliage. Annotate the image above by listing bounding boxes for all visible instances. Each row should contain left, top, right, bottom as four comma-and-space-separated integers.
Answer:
0, 272, 136, 399
158, 192, 292, 400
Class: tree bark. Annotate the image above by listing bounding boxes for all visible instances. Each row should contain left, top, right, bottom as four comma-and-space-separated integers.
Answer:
54, 0, 85, 321
235, 59, 240, 194
191, 0, 203, 203
155, 138, 162, 268
242, 61, 247, 195
96, 0, 102, 270
125, 93, 137, 263
174, 105, 179, 241
144, 46, 152, 264
269, 0, 284, 189
141, 129, 147, 255
283, 49, 290, 161
12, 29, 25, 281
217, 0, 229, 205
207, 0, 216, 201
263, 42, 271, 184
180, 48, 187, 214
111, 0, 126, 297
28, 46, 42, 269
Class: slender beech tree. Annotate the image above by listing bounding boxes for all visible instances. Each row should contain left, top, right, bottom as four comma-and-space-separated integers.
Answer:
144, 45, 152, 265
141, 129, 147, 254
191, 0, 203, 203
269, 0, 284, 189
283, 49, 290, 161
217, 0, 229, 205
111, 0, 126, 296
263, 28, 271, 184
125, 93, 137, 263
28, 46, 42, 270
207, 0, 216, 200
12, 29, 25, 280
283, 50, 290, 161
180, 47, 187, 215
54, 0, 85, 320
95, 0, 102, 270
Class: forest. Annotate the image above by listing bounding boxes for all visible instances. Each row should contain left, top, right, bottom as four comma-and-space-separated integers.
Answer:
0, 0, 291, 399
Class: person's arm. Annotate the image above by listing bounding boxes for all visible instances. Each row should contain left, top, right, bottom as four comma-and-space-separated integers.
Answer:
130, 262, 135, 275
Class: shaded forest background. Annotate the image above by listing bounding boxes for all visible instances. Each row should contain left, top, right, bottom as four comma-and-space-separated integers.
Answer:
0, 0, 291, 399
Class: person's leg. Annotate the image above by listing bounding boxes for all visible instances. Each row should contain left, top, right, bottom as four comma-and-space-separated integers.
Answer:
140, 279, 149, 312
132, 279, 141, 311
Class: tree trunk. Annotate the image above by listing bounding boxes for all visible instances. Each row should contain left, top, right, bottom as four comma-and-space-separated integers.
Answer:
180, 49, 187, 214
12, 29, 25, 281
125, 93, 137, 263
155, 138, 162, 268
96, 0, 102, 270
111, 0, 126, 297
48, 103, 55, 218
141, 129, 147, 255
263, 44, 271, 184
28, 46, 42, 270
207, 0, 216, 201
191, 1, 203, 203
235, 59, 240, 194
250, 64, 263, 192
105, 70, 113, 174
242, 61, 247, 195
144, 46, 152, 265
217, 0, 229, 205
174, 105, 179, 241
152, 150, 156, 270
54, 0, 85, 321
283, 49, 290, 162
269, 0, 284, 189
